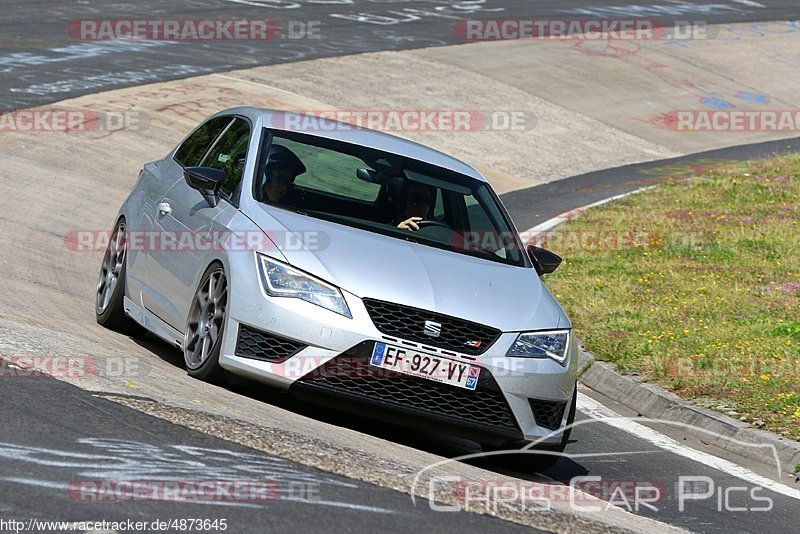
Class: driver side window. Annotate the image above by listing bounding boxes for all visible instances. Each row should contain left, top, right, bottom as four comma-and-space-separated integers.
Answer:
174, 116, 232, 167
199, 118, 251, 201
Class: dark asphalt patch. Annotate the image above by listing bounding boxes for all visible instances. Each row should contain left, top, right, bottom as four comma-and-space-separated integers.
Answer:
502, 135, 800, 230
1, 0, 798, 111
0, 359, 536, 534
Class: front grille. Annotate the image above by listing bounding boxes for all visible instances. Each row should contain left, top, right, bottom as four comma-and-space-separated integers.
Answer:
529, 399, 568, 430
235, 324, 307, 363
294, 342, 519, 433
363, 298, 501, 355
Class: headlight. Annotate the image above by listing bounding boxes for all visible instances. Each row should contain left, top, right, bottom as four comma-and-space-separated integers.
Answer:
257, 254, 351, 318
507, 329, 570, 364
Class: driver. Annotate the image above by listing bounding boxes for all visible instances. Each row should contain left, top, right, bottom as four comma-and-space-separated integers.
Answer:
395, 182, 436, 231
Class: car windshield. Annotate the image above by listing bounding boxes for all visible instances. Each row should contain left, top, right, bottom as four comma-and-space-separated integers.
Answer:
254, 129, 526, 267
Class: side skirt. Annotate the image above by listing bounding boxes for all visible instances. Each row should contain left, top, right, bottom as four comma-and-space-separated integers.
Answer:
124, 296, 183, 348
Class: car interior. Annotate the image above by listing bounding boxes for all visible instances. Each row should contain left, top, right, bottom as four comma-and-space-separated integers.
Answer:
253, 133, 524, 266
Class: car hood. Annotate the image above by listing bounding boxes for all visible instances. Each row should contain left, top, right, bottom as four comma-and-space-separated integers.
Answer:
247, 205, 568, 332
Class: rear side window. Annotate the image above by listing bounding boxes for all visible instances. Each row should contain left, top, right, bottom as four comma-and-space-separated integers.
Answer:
174, 116, 232, 167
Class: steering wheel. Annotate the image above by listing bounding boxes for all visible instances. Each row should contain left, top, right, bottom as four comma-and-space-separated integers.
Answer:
415, 219, 452, 230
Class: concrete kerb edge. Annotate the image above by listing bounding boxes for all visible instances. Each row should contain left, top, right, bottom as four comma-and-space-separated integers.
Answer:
526, 188, 800, 477
578, 350, 800, 476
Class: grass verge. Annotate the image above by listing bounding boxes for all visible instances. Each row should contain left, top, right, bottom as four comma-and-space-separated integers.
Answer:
544, 154, 800, 439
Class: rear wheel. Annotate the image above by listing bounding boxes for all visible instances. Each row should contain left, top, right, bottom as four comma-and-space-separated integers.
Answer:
184, 264, 228, 383
482, 384, 578, 472
95, 219, 145, 336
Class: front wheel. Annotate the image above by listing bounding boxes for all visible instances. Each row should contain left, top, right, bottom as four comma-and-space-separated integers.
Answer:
95, 219, 145, 336
183, 264, 228, 383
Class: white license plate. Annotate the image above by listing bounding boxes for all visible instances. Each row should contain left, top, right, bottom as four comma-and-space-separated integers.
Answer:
370, 342, 480, 390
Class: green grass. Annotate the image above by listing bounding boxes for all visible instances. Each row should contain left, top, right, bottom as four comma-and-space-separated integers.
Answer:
545, 154, 800, 439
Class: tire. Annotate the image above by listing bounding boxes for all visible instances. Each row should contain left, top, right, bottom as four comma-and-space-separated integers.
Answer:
95, 219, 145, 336
183, 263, 228, 383
482, 383, 578, 472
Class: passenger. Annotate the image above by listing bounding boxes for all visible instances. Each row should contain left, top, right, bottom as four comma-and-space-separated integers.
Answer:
262, 146, 306, 204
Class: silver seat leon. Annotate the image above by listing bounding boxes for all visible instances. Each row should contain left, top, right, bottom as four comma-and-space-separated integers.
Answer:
96, 107, 578, 468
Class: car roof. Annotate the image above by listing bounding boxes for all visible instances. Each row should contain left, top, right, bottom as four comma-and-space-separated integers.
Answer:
209, 106, 488, 183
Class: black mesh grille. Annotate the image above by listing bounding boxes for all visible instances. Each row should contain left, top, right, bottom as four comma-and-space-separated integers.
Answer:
295, 343, 519, 432
529, 399, 567, 430
363, 299, 500, 355
235, 324, 307, 363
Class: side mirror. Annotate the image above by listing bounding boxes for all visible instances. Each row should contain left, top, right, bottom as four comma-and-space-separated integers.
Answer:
184, 166, 225, 208
526, 244, 562, 276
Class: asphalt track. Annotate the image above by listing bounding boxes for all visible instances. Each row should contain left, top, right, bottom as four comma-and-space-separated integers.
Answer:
4, 354, 799, 533
3, 1, 800, 533
2, 0, 800, 111
0, 366, 535, 534
502, 134, 800, 230
233, 373, 800, 533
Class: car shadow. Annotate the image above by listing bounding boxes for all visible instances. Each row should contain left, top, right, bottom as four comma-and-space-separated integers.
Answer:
132, 331, 184, 368
129, 333, 588, 480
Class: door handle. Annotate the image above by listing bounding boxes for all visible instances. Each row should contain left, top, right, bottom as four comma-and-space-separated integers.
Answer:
157, 202, 172, 216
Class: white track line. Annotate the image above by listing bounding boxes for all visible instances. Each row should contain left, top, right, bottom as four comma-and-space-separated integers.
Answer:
520, 185, 656, 237
212, 73, 314, 100
524, 178, 800, 500
578, 395, 800, 501
728, 0, 766, 8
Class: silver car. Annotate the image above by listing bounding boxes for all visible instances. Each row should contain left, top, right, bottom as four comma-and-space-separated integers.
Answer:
96, 107, 577, 469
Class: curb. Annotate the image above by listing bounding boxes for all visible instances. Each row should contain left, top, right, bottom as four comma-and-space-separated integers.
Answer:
577, 349, 800, 476
521, 186, 657, 237
527, 189, 800, 478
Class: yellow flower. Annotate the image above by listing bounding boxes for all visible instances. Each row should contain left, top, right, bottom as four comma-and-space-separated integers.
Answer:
760, 374, 771, 380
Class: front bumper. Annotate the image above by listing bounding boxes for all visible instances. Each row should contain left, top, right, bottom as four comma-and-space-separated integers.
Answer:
217, 255, 578, 445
